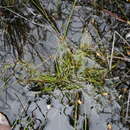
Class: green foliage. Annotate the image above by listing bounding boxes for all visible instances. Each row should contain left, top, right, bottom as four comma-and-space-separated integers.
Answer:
84, 68, 106, 86
13, 40, 107, 93
0, 0, 108, 93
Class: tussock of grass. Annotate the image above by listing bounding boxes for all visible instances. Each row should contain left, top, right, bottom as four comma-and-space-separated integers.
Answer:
13, 38, 108, 93
0, 0, 108, 93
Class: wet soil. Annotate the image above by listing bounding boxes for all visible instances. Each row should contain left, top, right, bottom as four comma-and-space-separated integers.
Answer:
0, 0, 130, 130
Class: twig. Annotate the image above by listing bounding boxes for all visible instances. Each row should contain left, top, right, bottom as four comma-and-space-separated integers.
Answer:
102, 9, 130, 25
103, 9, 126, 23
113, 56, 130, 62
109, 31, 130, 66
109, 32, 116, 70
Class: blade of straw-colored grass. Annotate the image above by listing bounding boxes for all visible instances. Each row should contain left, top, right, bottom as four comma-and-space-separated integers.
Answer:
30, 0, 60, 34
109, 32, 116, 71
0, 5, 59, 37
115, 31, 130, 47
63, 0, 77, 38
15, 94, 27, 114
11, 101, 29, 129
113, 56, 130, 62
0, 5, 46, 28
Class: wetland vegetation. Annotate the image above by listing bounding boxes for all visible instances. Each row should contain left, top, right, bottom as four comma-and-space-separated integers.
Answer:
0, 0, 130, 129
